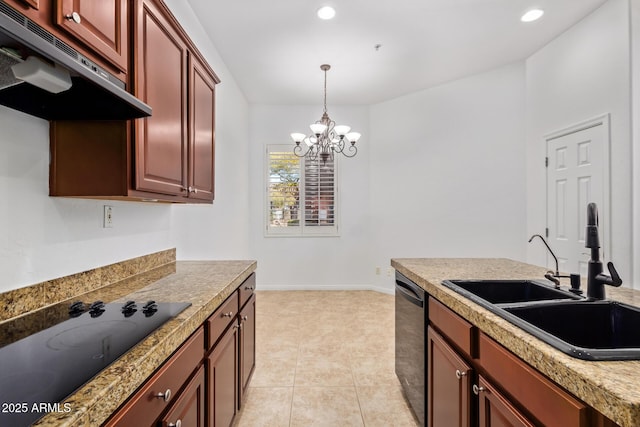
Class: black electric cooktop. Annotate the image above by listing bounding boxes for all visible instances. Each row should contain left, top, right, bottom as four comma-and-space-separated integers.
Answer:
0, 300, 191, 426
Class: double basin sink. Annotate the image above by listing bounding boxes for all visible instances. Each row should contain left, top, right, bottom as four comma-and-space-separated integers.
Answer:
441, 279, 640, 361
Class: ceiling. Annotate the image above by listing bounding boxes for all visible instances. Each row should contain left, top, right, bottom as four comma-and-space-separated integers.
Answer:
185, 0, 609, 105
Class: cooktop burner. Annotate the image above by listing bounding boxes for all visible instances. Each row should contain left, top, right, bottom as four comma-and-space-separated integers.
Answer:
0, 300, 190, 427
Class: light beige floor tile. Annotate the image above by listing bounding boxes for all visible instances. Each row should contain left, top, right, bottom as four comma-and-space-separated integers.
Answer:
350, 355, 399, 386
256, 333, 299, 359
356, 385, 419, 427
291, 386, 364, 427
239, 291, 416, 426
233, 387, 293, 427
295, 355, 354, 386
250, 356, 297, 387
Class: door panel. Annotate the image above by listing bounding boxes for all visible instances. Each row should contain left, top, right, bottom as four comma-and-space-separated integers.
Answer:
427, 326, 472, 427
135, 0, 188, 196
477, 376, 534, 427
189, 54, 215, 201
546, 121, 607, 277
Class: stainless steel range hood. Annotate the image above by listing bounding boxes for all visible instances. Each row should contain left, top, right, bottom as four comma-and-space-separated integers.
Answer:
0, 2, 151, 120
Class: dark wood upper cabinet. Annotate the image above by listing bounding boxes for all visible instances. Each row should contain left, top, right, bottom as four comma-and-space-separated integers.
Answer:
189, 54, 216, 201
49, 0, 219, 204
55, 0, 128, 73
134, 0, 189, 197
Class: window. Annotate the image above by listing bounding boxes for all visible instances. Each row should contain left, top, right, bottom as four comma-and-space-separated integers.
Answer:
266, 144, 338, 236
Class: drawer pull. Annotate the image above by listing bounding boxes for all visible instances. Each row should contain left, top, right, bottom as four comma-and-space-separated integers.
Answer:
455, 370, 467, 379
168, 420, 182, 427
244, 286, 254, 290
222, 312, 234, 318
472, 384, 486, 395
154, 389, 171, 402
242, 315, 248, 321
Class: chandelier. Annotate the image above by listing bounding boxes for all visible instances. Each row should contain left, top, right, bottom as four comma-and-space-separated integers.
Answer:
290, 64, 361, 163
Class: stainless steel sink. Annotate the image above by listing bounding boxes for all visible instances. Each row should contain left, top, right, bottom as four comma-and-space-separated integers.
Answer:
441, 279, 583, 305
503, 300, 640, 360
441, 279, 640, 360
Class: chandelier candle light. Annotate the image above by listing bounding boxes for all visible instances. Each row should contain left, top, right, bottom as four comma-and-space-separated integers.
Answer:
290, 64, 361, 163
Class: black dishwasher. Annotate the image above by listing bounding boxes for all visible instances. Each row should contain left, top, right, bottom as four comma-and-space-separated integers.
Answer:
395, 271, 426, 426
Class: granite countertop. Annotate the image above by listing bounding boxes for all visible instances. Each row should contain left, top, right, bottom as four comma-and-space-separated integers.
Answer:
23, 260, 257, 426
391, 258, 640, 427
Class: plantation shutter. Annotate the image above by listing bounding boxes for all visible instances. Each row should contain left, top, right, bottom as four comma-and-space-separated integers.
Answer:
304, 156, 335, 226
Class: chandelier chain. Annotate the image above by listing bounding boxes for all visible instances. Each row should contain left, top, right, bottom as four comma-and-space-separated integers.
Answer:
323, 67, 328, 115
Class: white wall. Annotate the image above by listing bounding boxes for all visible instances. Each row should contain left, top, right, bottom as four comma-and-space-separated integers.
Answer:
164, 0, 252, 260
249, 105, 374, 290
525, 0, 633, 285
248, 63, 527, 293
369, 62, 528, 292
0, 107, 174, 292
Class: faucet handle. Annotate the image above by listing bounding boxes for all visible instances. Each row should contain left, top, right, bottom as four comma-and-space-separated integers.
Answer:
596, 262, 622, 287
607, 262, 622, 286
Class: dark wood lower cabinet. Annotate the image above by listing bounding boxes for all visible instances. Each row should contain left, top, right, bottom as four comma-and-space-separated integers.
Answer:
103, 274, 256, 427
207, 320, 239, 427
428, 326, 473, 427
427, 297, 620, 427
476, 376, 533, 427
159, 365, 206, 427
239, 293, 256, 407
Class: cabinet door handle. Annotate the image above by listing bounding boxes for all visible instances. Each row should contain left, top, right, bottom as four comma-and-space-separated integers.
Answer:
154, 389, 171, 402
168, 420, 182, 427
242, 315, 248, 321
472, 384, 486, 395
65, 11, 81, 24
455, 370, 467, 379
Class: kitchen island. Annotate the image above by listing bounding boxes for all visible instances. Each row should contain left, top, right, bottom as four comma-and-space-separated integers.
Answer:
392, 258, 640, 427
0, 250, 256, 426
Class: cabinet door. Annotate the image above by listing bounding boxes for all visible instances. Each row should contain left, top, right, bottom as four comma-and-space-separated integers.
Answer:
188, 54, 216, 201
208, 322, 239, 427
476, 376, 534, 427
55, 0, 128, 72
159, 365, 206, 427
428, 326, 472, 427
239, 293, 256, 406
134, 0, 188, 197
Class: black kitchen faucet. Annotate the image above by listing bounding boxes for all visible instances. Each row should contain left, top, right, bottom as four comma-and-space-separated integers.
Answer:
585, 202, 622, 299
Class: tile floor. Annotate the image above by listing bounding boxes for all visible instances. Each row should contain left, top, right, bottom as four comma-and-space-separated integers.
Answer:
234, 290, 419, 427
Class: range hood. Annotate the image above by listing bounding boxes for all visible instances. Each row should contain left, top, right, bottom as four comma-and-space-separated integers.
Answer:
0, 2, 151, 120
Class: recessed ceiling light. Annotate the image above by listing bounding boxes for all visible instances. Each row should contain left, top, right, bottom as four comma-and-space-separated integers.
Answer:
521, 9, 544, 22
317, 6, 336, 20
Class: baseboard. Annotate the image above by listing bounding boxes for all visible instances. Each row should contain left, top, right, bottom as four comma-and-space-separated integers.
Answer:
256, 283, 394, 295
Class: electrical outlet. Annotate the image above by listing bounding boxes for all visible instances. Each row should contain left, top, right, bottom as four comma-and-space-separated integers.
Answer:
375, 267, 381, 275
103, 205, 113, 228
387, 268, 393, 277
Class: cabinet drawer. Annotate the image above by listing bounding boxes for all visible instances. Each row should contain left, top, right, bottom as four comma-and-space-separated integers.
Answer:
104, 327, 205, 427
207, 291, 239, 350
239, 273, 256, 309
429, 298, 477, 358
478, 332, 590, 427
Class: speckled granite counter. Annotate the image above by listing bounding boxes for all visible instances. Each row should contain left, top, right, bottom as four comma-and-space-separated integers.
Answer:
1, 256, 256, 426
391, 258, 640, 427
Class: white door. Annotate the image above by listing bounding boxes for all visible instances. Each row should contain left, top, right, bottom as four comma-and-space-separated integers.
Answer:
546, 117, 609, 277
